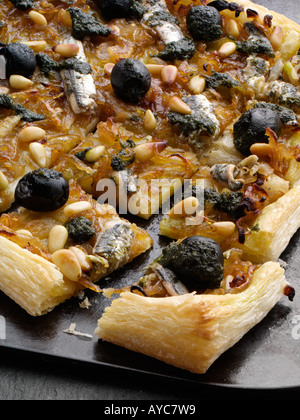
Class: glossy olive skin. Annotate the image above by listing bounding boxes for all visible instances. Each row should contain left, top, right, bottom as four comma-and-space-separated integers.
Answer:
0, 43, 36, 79
94, 0, 131, 20
158, 236, 224, 290
186, 6, 223, 42
15, 169, 69, 212
110, 58, 151, 103
233, 108, 282, 155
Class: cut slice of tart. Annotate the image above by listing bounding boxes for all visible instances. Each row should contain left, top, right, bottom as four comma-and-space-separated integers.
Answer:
96, 238, 294, 374
0, 175, 152, 316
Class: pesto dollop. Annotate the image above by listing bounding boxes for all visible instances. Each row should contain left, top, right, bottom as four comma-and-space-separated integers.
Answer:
193, 186, 243, 219
36, 53, 92, 76
205, 71, 240, 89
111, 149, 135, 171
157, 37, 195, 61
0, 94, 45, 122
235, 22, 274, 57
65, 217, 96, 244
9, 0, 34, 10
68, 7, 112, 40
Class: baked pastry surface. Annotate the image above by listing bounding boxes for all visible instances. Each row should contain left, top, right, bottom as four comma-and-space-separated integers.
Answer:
96, 262, 288, 374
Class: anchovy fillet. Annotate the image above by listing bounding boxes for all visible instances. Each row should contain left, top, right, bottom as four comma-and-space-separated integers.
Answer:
93, 222, 134, 271
186, 95, 220, 135
60, 37, 96, 114
142, 0, 184, 45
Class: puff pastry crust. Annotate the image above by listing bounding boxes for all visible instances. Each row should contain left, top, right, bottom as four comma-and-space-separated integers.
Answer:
96, 262, 288, 374
224, 0, 300, 41
237, 186, 300, 263
0, 235, 80, 316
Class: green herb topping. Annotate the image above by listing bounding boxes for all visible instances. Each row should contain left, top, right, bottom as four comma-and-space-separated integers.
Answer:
36, 53, 92, 76
0, 94, 45, 122
157, 37, 196, 61
111, 149, 136, 171
68, 8, 112, 40
65, 217, 96, 244
235, 22, 274, 57
205, 71, 240, 89
9, 0, 34, 10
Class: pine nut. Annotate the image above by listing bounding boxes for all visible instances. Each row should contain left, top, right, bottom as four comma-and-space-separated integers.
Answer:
51, 249, 82, 282
270, 26, 283, 51
16, 229, 33, 237
85, 146, 106, 162
135, 141, 167, 162
48, 225, 68, 254
61, 10, 73, 27
28, 10, 48, 26
218, 41, 237, 57
169, 96, 192, 115
9, 75, 33, 90
189, 75, 206, 94
20, 40, 47, 52
161, 65, 178, 84
0, 170, 9, 191
52, 43, 80, 58
104, 63, 115, 75
19, 126, 46, 143
250, 143, 272, 156
63, 201, 92, 218
169, 197, 200, 218
143, 109, 157, 131
69, 246, 93, 271
226, 19, 240, 38
146, 64, 165, 75
29, 142, 47, 168
212, 221, 236, 237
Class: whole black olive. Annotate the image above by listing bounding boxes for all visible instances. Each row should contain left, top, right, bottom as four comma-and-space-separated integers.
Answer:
233, 108, 282, 155
0, 43, 36, 79
15, 169, 69, 212
94, 0, 131, 21
186, 5, 223, 42
110, 58, 151, 104
158, 236, 224, 290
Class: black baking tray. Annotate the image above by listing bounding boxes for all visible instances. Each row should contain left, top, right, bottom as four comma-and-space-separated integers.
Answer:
0, 210, 299, 390
0, 0, 300, 391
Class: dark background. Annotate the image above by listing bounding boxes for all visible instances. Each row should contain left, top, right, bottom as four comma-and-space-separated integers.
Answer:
0, 0, 300, 401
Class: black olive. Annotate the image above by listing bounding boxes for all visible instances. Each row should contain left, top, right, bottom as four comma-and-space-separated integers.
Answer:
0, 43, 36, 79
94, 0, 131, 21
15, 169, 69, 212
233, 108, 282, 155
158, 236, 224, 290
186, 5, 223, 42
110, 58, 151, 104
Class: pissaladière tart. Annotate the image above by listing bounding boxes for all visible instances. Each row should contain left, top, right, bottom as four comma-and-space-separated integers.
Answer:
95, 0, 300, 375
0, 0, 299, 375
